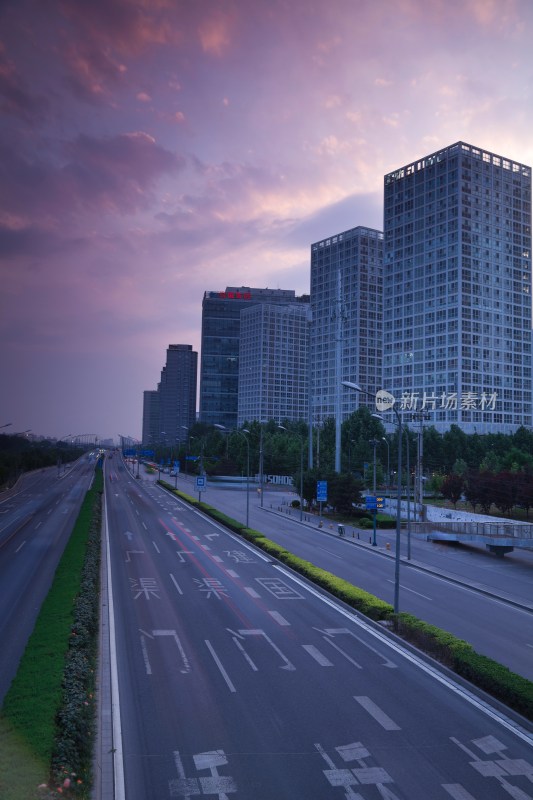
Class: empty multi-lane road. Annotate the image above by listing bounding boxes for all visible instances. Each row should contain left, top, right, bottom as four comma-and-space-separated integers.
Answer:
101, 462, 533, 799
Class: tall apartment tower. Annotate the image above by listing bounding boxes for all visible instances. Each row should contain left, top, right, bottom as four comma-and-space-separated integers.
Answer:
199, 287, 300, 428
141, 390, 160, 447
383, 141, 532, 433
142, 344, 197, 447
238, 301, 311, 425
159, 344, 197, 445
310, 226, 383, 422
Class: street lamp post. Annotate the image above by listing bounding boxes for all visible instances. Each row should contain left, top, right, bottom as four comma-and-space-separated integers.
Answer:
181, 426, 190, 475
278, 425, 304, 522
382, 436, 390, 500
369, 438, 379, 547
259, 425, 265, 508
214, 425, 250, 529
342, 381, 402, 614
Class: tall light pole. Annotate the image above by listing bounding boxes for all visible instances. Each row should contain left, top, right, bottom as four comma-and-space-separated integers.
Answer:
369, 438, 380, 547
259, 424, 265, 508
382, 436, 390, 499
342, 381, 402, 614
181, 426, 190, 474
278, 425, 304, 522
214, 425, 250, 529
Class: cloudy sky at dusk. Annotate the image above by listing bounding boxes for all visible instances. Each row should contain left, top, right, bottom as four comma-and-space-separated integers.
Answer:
2, 0, 533, 442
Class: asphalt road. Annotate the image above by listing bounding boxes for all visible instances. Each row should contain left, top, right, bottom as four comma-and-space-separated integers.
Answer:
159, 472, 533, 682
102, 463, 533, 799
0, 457, 96, 703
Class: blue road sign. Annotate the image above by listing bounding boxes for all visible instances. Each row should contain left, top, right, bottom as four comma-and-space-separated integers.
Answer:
365, 495, 384, 511
317, 480, 327, 502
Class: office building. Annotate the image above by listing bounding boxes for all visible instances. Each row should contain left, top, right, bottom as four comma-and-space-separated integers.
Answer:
142, 344, 197, 448
238, 301, 311, 425
383, 141, 532, 433
199, 287, 302, 428
310, 226, 384, 422
141, 390, 160, 448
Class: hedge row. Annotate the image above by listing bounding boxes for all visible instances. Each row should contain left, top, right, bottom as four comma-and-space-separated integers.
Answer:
1, 465, 103, 798
159, 480, 533, 721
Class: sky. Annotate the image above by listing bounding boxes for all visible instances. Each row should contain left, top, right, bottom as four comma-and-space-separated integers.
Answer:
2, 0, 533, 442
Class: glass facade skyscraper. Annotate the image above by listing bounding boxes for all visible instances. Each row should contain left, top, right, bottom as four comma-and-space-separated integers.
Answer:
199, 287, 299, 428
310, 226, 383, 422
383, 141, 532, 433
238, 301, 310, 425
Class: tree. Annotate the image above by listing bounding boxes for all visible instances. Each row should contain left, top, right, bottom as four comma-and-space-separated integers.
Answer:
328, 473, 364, 516
440, 474, 463, 508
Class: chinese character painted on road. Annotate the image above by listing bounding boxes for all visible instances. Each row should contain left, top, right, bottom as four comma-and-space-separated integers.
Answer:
224, 550, 255, 563
130, 577, 160, 600
194, 578, 229, 599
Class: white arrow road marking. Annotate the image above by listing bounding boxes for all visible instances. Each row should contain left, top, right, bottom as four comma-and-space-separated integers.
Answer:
302, 645, 334, 667
124, 530, 134, 540
139, 629, 191, 674
354, 696, 401, 730
442, 786, 478, 800
227, 628, 295, 671
314, 627, 396, 669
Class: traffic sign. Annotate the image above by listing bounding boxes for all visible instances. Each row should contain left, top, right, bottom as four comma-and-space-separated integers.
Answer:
316, 480, 327, 502
196, 475, 206, 490
365, 495, 384, 510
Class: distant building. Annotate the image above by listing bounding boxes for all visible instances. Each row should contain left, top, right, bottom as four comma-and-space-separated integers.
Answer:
199, 287, 304, 428
238, 301, 310, 425
142, 344, 197, 448
142, 390, 160, 447
383, 141, 532, 433
310, 226, 383, 422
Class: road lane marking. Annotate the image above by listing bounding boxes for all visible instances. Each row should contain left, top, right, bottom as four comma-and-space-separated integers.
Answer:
226, 569, 239, 578
354, 696, 401, 730
244, 586, 261, 598
442, 785, 477, 799
139, 632, 152, 675
268, 611, 290, 626
303, 645, 334, 667
212, 555, 223, 562
228, 628, 295, 671
152, 541, 160, 553
322, 636, 362, 669
386, 579, 432, 600
205, 640, 236, 693
170, 573, 183, 595
15, 541, 26, 552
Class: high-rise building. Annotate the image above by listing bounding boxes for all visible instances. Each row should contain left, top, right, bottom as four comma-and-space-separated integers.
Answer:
199, 287, 302, 428
142, 344, 197, 448
142, 390, 160, 447
310, 226, 383, 423
383, 141, 532, 433
238, 301, 311, 425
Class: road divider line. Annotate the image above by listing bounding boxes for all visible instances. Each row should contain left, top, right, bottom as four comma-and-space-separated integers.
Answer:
302, 645, 334, 667
205, 640, 236, 693
354, 695, 401, 730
